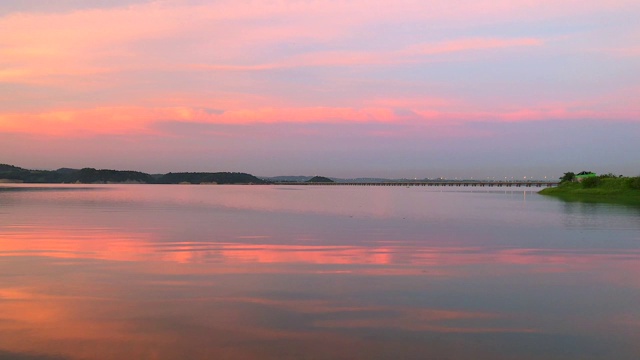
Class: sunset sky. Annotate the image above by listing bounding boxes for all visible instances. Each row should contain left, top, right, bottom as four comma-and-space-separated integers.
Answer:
1, 0, 639, 178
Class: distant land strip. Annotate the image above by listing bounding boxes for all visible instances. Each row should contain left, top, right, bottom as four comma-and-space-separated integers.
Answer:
0, 163, 266, 185
1, 163, 558, 186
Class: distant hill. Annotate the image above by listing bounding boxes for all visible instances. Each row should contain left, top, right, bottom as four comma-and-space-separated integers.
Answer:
263, 175, 395, 183
67, 168, 154, 184
0, 163, 68, 183
0, 164, 22, 172
0, 163, 268, 185
307, 176, 334, 183
157, 172, 268, 185
55, 168, 79, 175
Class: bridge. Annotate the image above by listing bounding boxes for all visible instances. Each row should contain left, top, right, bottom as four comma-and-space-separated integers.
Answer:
276, 181, 558, 188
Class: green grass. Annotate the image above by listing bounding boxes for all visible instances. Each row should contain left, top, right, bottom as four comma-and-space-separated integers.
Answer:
539, 177, 640, 206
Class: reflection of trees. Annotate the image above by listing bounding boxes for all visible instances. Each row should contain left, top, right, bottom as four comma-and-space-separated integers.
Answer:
560, 200, 640, 230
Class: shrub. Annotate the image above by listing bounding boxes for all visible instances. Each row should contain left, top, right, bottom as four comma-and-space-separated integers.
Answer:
560, 172, 576, 183
626, 177, 640, 190
581, 176, 601, 188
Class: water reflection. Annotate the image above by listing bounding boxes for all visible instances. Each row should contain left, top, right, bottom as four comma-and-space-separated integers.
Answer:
3, 227, 639, 273
1, 185, 639, 359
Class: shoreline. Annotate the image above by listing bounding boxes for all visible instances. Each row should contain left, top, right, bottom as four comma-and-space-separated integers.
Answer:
538, 180, 640, 206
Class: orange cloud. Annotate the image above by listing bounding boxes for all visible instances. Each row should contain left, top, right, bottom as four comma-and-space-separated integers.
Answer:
2, 102, 639, 138
0, 106, 403, 136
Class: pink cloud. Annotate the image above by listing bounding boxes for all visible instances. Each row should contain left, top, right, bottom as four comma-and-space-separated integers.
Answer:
2, 102, 639, 138
238, 37, 544, 69
0, 0, 628, 86
0, 106, 400, 136
599, 47, 640, 57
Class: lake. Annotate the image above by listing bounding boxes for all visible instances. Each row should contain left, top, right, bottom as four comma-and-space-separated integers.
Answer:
1, 184, 639, 360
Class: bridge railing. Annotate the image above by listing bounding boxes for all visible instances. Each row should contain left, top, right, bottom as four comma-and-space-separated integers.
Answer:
274, 181, 559, 187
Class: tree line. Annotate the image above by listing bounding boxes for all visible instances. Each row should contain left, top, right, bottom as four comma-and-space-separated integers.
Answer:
0, 164, 268, 184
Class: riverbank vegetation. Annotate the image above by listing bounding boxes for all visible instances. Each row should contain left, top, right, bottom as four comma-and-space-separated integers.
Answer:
539, 172, 640, 205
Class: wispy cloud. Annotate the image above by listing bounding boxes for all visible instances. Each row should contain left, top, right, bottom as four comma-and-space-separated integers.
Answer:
190, 37, 544, 72
2, 104, 638, 138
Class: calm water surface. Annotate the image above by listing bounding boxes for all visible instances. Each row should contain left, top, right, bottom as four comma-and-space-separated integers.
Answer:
1, 184, 639, 359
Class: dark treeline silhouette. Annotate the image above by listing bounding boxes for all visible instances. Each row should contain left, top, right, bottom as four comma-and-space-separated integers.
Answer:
158, 172, 267, 184
0, 164, 69, 183
0, 164, 267, 184
72, 168, 154, 183
306, 176, 334, 183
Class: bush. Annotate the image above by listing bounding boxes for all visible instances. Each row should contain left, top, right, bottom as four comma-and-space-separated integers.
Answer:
560, 172, 576, 183
626, 177, 640, 190
581, 176, 601, 188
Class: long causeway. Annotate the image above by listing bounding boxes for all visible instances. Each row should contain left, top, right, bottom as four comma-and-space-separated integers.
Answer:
277, 181, 559, 187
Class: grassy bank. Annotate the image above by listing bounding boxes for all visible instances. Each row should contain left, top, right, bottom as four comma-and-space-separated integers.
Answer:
539, 177, 640, 206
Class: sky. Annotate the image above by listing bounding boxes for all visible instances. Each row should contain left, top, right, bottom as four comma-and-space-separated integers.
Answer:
1, 0, 639, 179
